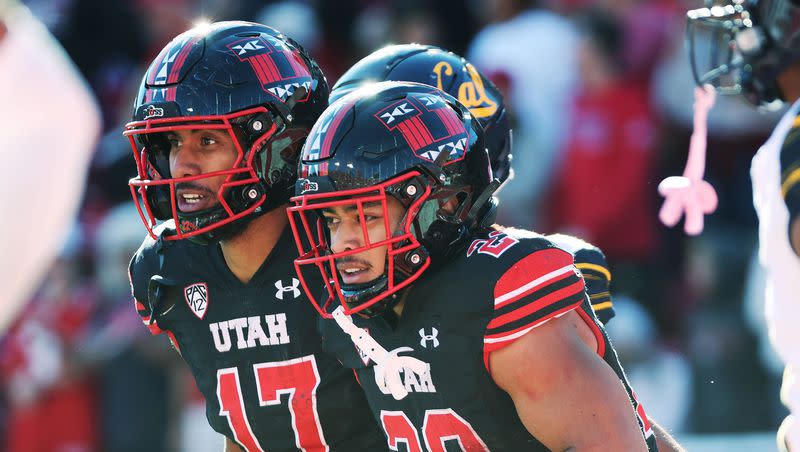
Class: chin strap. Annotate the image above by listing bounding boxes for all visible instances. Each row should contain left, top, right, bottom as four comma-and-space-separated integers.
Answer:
331, 306, 429, 401
658, 85, 718, 235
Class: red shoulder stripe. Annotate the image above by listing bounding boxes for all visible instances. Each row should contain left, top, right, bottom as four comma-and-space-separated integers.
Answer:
494, 248, 576, 308
486, 276, 584, 330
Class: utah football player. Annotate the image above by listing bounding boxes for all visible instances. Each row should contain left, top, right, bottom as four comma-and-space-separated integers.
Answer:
328, 43, 615, 324
289, 82, 681, 450
126, 22, 385, 451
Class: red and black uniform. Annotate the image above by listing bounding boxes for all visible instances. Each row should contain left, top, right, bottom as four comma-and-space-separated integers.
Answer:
129, 223, 385, 451
321, 229, 655, 451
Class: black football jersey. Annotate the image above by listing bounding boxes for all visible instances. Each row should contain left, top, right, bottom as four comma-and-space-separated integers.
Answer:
129, 223, 386, 452
321, 228, 656, 451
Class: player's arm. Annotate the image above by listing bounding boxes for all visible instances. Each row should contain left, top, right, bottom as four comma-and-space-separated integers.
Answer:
651, 421, 685, 452
129, 240, 181, 355
224, 437, 244, 452
780, 117, 800, 257
547, 233, 615, 325
490, 310, 648, 451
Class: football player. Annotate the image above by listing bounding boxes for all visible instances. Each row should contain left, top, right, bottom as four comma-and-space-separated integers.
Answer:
288, 82, 682, 451
685, 0, 800, 449
125, 22, 386, 451
328, 43, 615, 325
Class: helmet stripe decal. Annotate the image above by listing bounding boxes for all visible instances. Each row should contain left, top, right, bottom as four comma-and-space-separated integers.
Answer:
434, 108, 465, 137
165, 36, 202, 101
320, 100, 355, 159
286, 51, 309, 77
167, 36, 201, 84
397, 121, 423, 150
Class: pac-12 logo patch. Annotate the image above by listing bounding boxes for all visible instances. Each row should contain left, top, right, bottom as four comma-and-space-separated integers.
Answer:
184, 283, 209, 319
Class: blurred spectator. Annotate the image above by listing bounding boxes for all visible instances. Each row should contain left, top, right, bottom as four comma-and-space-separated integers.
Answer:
0, 238, 100, 452
255, 1, 349, 81
596, 0, 678, 84
56, 0, 148, 128
543, 10, 658, 263
468, 0, 579, 228
82, 204, 175, 452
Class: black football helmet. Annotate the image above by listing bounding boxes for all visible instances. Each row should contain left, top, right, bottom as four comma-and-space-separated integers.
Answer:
329, 44, 513, 187
125, 21, 328, 242
288, 81, 497, 318
687, 0, 800, 109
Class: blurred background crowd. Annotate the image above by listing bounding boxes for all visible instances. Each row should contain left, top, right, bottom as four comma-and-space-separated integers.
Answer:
0, 0, 790, 450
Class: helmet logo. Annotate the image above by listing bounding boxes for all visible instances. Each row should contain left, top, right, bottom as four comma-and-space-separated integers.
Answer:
433, 61, 498, 118
379, 103, 415, 124
375, 95, 468, 165
143, 105, 164, 119
231, 39, 265, 55
227, 36, 313, 102
298, 178, 319, 194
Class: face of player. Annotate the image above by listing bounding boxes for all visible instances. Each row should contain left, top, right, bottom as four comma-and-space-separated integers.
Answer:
167, 128, 238, 213
324, 196, 406, 285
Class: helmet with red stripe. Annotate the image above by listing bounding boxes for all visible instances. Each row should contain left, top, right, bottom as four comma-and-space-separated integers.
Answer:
288, 81, 497, 317
125, 21, 328, 242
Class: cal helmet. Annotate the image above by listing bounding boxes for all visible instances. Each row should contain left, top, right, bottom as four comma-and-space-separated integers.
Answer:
125, 21, 328, 242
288, 81, 497, 317
687, 0, 800, 110
329, 44, 513, 186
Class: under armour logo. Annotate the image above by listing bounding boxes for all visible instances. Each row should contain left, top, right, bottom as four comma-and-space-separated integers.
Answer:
419, 327, 439, 348
232, 40, 265, 55
380, 103, 415, 124
274, 278, 301, 300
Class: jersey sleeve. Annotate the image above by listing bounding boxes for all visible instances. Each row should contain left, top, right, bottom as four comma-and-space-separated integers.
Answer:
483, 245, 586, 355
129, 238, 165, 335
546, 233, 614, 325
781, 116, 800, 222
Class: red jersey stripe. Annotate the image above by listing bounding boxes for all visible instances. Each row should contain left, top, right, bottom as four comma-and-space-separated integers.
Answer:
495, 264, 576, 309
487, 278, 584, 330
482, 302, 582, 371
494, 248, 575, 306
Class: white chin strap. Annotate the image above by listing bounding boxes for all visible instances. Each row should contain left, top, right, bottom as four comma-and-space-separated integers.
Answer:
331, 306, 429, 400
